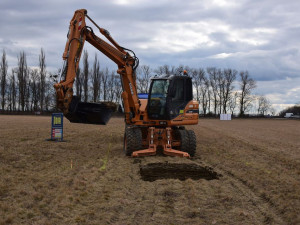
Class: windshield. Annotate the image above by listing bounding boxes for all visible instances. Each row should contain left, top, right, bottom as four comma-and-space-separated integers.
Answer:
150, 80, 169, 98
148, 79, 170, 119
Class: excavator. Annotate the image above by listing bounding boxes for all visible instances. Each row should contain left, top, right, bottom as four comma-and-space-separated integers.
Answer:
54, 9, 199, 158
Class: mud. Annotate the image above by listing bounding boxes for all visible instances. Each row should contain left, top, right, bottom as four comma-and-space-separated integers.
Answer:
140, 162, 221, 181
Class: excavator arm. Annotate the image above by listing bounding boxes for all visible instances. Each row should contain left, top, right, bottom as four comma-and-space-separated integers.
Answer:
54, 9, 140, 124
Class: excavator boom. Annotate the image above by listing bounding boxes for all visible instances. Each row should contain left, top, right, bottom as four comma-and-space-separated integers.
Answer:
54, 9, 139, 124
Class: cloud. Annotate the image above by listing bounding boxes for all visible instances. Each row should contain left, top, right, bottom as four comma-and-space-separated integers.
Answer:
255, 77, 300, 112
0, 0, 299, 105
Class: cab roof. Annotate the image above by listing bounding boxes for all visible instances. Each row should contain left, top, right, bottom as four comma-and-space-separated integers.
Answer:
150, 74, 191, 80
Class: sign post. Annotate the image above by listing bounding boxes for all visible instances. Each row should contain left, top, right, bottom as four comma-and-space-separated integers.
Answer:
50, 113, 64, 141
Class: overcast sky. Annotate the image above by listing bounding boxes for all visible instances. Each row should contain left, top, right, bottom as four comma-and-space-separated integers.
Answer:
0, 0, 299, 112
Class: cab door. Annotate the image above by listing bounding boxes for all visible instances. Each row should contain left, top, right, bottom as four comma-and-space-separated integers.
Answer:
166, 77, 193, 119
147, 79, 170, 120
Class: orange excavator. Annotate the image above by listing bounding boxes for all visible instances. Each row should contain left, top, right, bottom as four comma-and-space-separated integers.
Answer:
54, 9, 199, 158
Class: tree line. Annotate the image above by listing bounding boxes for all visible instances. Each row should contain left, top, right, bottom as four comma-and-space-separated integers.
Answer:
0, 49, 274, 116
279, 104, 300, 117
0, 49, 52, 112
137, 64, 273, 116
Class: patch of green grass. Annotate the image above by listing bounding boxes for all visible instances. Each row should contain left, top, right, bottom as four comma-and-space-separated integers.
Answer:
99, 133, 112, 171
20, 138, 29, 142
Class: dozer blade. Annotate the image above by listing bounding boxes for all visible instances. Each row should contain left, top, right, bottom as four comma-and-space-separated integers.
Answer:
64, 96, 117, 125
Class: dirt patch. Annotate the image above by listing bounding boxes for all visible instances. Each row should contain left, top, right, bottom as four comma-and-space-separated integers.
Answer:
140, 162, 221, 181
0, 115, 299, 224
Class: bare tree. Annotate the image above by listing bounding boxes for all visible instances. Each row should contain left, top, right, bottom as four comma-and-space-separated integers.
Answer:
39, 48, 46, 111
229, 92, 238, 115
113, 75, 122, 103
154, 64, 176, 76
257, 95, 271, 115
6, 78, 12, 111
204, 78, 211, 114
82, 50, 89, 102
191, 68, 201, 102
10, 69, 17, 111
200, 75, 210, 115
91, 54, 101, 102
239, 71, 256, 116
137, 65, 151, 93
44, 78, 53, 111
30, 69, 40, 111
7, 70, 13, 111
155, 65, 169, 75
6, 69, 18, 112
25, 78, 31, 111
222, 69, 237, 113
17, 52, 29, 111
107, 71, 116, 102
216, 69, 225, 114
101, 67, 109, 101
0, 50, 8, 110
191, 68, 208, 114
75, 67, 83, 100
269, 107, 276, 116
207, 67, 219, 115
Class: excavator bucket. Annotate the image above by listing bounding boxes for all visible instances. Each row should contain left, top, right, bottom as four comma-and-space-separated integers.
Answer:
64, 96, 117, 125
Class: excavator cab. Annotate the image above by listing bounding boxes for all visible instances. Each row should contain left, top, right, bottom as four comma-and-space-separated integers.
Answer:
148, 75, 193, 120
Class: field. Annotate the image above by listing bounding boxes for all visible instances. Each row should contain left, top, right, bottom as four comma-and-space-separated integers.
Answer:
0, 115, 299, 225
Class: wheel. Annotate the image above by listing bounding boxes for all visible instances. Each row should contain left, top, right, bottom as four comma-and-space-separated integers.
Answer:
186, 130, 197, 157
123, 126, 142, 156
176, 129, 197, 157
178, 129, 190, 153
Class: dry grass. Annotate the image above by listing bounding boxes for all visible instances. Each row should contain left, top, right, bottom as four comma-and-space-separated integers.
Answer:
0, 115, 299, 224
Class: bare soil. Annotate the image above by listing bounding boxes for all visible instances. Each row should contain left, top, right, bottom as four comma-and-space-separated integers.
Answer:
0, 115, 299, 225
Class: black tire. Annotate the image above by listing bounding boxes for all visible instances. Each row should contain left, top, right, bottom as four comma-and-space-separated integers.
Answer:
176, 129, 197, 157
123, 127, 142, 156
172, 126, 185, 141
186, 130, 197, 157
178, 129, 190, 153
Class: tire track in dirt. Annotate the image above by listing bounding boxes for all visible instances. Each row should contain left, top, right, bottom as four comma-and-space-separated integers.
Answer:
201, 160, 286, 225
192, 121, 299, 225
189, 156, 285, 224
